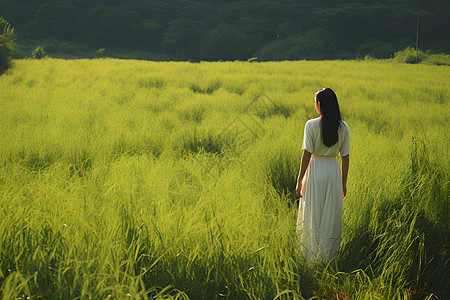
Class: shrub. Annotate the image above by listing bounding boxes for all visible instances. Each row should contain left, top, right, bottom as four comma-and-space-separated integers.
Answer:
97, 48, 105, 58
0, 17, 15, 74
422, 53, 450, 66
393, 47, 450, 65
393, 47, 426, 64
364, 54, 375, 61
32, 46, 46, 59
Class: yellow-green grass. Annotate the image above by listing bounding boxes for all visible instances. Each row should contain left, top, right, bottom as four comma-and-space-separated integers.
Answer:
0, 59, 448, 299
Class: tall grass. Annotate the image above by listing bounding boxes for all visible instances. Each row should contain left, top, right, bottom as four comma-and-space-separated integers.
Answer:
0, 59, 448, 299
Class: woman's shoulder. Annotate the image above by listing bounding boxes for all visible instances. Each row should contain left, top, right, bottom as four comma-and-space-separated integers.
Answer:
339, 120, 350, 132
306, 117, 321, 127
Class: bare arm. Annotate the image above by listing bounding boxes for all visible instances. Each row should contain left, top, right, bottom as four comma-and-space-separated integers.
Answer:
341, 155, 349, 197
295, 150, 312, 197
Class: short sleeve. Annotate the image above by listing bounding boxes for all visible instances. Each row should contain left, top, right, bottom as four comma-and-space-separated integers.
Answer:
302, 121, 314, 153
340, 122, 350, 156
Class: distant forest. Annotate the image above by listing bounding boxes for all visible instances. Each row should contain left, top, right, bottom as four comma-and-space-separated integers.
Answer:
1, 0, 449, 60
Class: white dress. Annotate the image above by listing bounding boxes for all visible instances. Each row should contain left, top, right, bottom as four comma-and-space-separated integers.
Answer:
297, 117, 350, 261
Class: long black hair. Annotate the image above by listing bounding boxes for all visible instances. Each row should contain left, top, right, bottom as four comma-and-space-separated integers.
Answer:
316, 88, 342, 147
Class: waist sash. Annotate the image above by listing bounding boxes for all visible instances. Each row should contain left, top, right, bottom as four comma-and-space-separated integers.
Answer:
312, 155, 337, 159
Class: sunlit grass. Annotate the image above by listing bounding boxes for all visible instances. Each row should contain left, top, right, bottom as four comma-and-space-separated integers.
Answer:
0, 58, 448, 299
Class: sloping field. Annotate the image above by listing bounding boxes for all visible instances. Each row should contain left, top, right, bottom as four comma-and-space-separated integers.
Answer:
0, 59, 448, 299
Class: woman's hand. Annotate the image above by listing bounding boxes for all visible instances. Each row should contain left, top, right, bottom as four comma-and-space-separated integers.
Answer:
295, 180, 303, 198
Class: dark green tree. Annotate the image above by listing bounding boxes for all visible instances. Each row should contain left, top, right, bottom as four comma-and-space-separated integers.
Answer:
256, 29, 333, 60
201, 23, 250, 61
162, 18, 208, 59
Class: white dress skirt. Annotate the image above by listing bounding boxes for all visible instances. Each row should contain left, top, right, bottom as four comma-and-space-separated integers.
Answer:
297, 155, 343, 261
297, 117, 349, 261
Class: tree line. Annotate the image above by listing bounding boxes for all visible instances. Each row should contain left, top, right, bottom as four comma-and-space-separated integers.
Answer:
0, 0, 449, 60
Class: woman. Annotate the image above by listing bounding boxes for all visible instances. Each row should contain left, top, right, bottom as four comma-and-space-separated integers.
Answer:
295, 88, 350, 261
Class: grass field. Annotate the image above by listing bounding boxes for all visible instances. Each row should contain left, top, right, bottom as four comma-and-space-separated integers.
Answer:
0, 59, 449, 299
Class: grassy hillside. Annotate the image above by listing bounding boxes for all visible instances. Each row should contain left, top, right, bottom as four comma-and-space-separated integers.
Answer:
0, 59, 448, 299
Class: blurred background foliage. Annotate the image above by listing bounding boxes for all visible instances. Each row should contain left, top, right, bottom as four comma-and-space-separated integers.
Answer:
0, 0, 449, 60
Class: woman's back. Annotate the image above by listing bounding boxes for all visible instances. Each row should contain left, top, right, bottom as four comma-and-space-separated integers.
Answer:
302, 117, 350, 158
